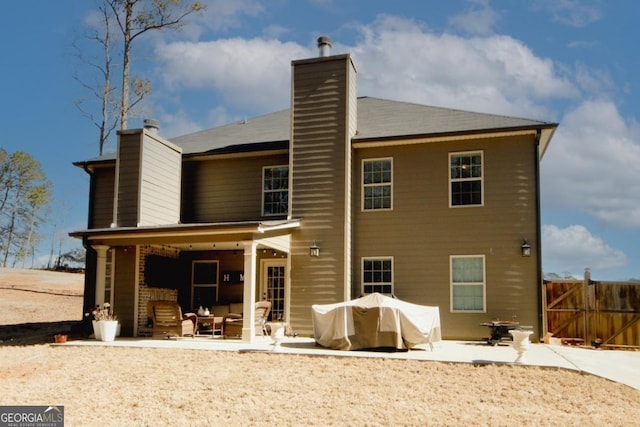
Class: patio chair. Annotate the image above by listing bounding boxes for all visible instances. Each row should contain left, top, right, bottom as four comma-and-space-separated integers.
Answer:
222, 300, 271, 338
147, 300, 197, 339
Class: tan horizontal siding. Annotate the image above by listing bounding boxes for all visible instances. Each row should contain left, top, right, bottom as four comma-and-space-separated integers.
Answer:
184, 154, 289, 222
138, 134, 181, 225
289, 55, 356, 334
116, 134, 142, 227
91, 168, 115, 228
352, 135, 540, 339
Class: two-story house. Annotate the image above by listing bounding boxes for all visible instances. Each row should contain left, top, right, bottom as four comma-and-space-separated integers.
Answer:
71, 39, 557, 342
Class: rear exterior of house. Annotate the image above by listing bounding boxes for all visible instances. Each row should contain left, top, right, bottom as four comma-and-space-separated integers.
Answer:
72, 43, 557, 342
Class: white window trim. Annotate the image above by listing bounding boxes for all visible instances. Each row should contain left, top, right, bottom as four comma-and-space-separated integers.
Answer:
450, 254, 486, 313
361, 256, 394, 295
361, 157, 393, 212
262, 165, 289, 217
448, 150, 484, 208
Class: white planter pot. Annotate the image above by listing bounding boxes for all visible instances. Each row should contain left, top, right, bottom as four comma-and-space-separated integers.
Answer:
270, 322, 286, 351
99, 320, 119, 342
509, 330, 533, 364
92, 320, 102, 341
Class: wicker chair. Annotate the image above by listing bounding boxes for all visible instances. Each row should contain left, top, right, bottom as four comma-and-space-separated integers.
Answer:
222, 301, 272, 339
147, 300, 197, 339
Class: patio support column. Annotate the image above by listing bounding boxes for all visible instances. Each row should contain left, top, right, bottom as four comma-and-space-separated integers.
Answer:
93, 245, 109, 306
242, 241, 258, 343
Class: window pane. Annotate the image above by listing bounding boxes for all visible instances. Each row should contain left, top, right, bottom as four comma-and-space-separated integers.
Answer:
452, 284, 483, 310
451, 180, 481, 206
452, 257, 483, 283
193, 286, 217, 309
193, 262, 218, 284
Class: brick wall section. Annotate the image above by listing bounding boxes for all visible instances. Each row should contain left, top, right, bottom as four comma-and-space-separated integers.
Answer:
137, 245, 179, 336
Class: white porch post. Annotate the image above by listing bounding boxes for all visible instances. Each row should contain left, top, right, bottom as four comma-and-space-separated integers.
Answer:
242, 241, 258, 343
93, 245, 109, 306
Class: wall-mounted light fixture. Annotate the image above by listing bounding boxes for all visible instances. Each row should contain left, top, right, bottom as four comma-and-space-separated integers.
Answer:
309, 241, 320, 257
521, 240, 531, 257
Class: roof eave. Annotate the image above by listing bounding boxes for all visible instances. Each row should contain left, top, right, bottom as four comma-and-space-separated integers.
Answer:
69, 219, 302, 241
352, 123, 559, 150
538, 125, 558, 159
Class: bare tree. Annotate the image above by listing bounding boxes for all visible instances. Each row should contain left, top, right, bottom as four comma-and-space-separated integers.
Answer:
106, 0, 204, 130
73, 2, 119, 156
75, 0, 204, 154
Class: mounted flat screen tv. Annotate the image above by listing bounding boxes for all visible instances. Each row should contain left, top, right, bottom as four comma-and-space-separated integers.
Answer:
144, 255, 180, 289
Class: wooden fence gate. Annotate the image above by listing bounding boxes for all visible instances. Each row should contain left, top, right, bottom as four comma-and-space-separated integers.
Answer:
543, 277, 640, 348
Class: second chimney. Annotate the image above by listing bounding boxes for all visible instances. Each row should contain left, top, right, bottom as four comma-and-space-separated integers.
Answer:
143, 118, 160, 135
317, 36, 332, 57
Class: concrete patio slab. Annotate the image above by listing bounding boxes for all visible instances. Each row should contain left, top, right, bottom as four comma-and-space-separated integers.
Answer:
59, 336, 640, 391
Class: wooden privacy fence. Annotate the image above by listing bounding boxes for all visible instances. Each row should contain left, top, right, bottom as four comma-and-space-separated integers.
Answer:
543, 276, 640, 348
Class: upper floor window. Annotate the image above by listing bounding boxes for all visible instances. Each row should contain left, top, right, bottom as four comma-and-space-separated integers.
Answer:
362, 257, 393, 295
449, 151, 483, 207
263, 166, 289, 216
450, 255, 485, 312
362, 158, 392, 210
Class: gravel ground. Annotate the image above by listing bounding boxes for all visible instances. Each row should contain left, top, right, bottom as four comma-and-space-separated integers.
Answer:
1, 268, 639, 426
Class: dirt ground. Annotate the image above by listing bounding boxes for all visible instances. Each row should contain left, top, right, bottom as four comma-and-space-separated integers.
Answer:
1, 268, 639, 426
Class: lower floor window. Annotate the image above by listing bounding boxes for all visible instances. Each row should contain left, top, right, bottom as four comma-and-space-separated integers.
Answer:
191, 260, 219, 309
450, 255, 485, 312
362, 257, 393, 295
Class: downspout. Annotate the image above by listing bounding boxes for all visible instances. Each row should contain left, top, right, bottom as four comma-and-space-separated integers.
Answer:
80, 162, 97, 331
82, 162, 96, 229
534, 130, 543, 341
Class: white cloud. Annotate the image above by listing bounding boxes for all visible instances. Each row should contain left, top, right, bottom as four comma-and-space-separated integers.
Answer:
574, 63, 614, 95
350, 15, 577, 118
155, 38, 311, 114
531, 0, 602, 27
154, 14, 580, 123
541, 99, 640, 228
194, 0, 264, 32
262, 25, 290, 39
542, 224, 627, 275
155, 108, 204, 139
448, 0, 500, 36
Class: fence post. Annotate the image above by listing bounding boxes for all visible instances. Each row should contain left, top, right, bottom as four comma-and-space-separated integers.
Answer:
583, 268, 591, 346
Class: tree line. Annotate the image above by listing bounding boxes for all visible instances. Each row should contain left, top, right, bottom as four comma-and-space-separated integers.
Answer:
0, 149, 51, 268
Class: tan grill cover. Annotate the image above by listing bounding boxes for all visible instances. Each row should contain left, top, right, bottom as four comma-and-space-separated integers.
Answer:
312, 293, 441, 350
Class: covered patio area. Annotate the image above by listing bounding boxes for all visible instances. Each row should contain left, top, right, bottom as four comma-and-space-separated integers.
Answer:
71, 219, 300, 342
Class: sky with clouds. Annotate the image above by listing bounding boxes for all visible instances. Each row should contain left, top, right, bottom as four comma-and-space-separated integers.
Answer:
1, 0, 638, 280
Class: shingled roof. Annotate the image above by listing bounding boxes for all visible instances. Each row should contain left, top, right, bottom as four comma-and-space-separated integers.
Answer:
77, 96, 557, 164
171, 96, 556, 154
